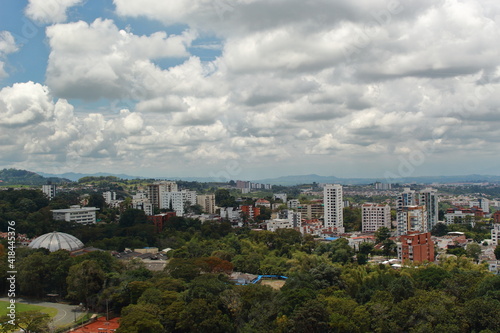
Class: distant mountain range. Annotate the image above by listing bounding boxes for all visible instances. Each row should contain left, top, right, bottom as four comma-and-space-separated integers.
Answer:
0, 168, 72, 185
37, 171, 147, 182
2, 169, 500, 186
254, 174, 500, 186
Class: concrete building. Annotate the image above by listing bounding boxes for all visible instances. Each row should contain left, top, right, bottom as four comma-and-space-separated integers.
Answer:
297, 203, 324, 220
236, 180, 251, 190
277, 210, 302, 227
42, 184, 57, 200
148, 212, 176, 233
197, 194, 216, 214
273, 193, 287, 203
374, 182, 392, 190
287, 199, 300, 209
396, 188, 416, 210
133, 201, 153, 216
396, 188, 439, 233
52, 205, 99, 225
219, 207, 241, 221
241, 205, 261, 219
323, 184, 344, 233
419, 188, 439, 231
397, 206, 427, 236
103, 191, 116, 204
493, 211, 500, 224
397, 232, 435, 263
160, 190, 197, 216
362, 203, 391, 233
444, 208, 476, 225
266, 219, 294, 232
146, 181, 178, 208
255, 199, 271, 208
492, 224, 500, 246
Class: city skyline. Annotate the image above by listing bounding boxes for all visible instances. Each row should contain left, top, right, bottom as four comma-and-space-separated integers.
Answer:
1, 1, 500, 180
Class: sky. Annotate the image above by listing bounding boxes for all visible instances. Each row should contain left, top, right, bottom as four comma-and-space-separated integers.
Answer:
0, 0, 500, 181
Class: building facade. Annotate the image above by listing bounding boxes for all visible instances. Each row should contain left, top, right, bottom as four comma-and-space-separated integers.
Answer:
147, 212, 176, 233
52, 205, 99, 225
196, 194, 216, 214
398, 232, 435, 263
492, 224, 500, 246
42, 184, 57, 200
160, 190, 197, 216
297, 203, 323, 220
103, 191, 116, 204
397, 205, 427, 236
362, 203, 391, 233
323, 184, 344, 233
146, 181, 178, 208
419, 188, 439, 231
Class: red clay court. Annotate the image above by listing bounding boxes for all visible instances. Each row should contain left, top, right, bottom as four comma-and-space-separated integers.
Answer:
71, 316, 120, 332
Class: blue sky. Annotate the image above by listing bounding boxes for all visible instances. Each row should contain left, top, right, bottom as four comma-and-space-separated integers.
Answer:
1, 0, 500, 180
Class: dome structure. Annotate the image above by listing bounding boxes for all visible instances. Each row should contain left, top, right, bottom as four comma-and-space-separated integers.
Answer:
28, 231, 84, 252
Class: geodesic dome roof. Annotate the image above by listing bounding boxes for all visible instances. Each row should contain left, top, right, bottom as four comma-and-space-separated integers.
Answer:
28, 231, 84, 252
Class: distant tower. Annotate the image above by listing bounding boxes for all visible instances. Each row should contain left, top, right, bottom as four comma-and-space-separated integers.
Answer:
323, 184, 344, 233
397, 206, 427, 236
396, 188, 416, 210
419, 188, 438, 231
42, 183, 57, 200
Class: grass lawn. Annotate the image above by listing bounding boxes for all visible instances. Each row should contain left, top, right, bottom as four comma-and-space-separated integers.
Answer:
0, 301, 58, 318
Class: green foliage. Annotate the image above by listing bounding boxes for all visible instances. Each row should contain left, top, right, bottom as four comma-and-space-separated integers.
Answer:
495, 245, 500, 260
67, 259, 106, 308
0, 168, 70, 185
431, 222, 449, 236
375, 227, 391, 244
343, 207, 362, 231
119, 208, 148, 227
0, 310, 51, 333
215, 189, 237, 207
466, 243, 482, 262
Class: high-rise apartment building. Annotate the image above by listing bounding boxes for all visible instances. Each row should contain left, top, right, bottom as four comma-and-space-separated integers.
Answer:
197, 194, 216, 214
396, 188, 438, 235
419, 188, 438, 231
103, 191, 116, 204
42, 184, 57, 200
146, 181, 179, 208
362, 203, 391, 233
398, 232, 435, 263
396, 188, 416, 210
323, 184, 344, 233
397, 206, 427, 236
160, 190, 196, 216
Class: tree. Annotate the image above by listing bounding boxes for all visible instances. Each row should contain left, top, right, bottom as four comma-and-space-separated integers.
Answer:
388, 275, 415, 302
67, 260, 106, 308
287, 299, 330, 333
381, 239, 396, 258
215, 189, 236, 207
375, 227, 391, 244
431, 223, 449, 236
17, 251, 48, 298
494, 245, 500, 260
119, 209, 147, 227
117, 304, 164, 333
343, 207, 362, 231
466, 243, 481, 262
0, 311, 50, 333
464, 297, 500, 332
359, 242, 374, 255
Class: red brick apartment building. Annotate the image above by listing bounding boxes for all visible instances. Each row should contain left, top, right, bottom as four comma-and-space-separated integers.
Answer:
147, 212, 176, 233
241, 205, 261, 219
398, 232, 435, 263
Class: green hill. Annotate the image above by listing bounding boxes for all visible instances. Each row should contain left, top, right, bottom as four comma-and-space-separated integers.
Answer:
0, 168, 72, 186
